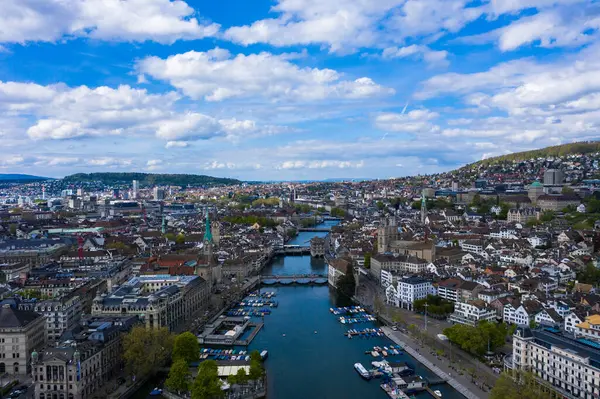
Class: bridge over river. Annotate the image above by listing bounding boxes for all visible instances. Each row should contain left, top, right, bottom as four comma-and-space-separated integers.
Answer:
261, 274, 328, 286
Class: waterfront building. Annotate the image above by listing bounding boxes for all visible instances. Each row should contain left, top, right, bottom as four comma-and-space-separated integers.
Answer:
327, 259, 350, 288
310, 237, 325, 257
385, 276, 434, 310
91, 275, 208, 331
511, 326, 600, 398
196, 212, 222, 288
0, 304, 46, 376
449, 300, 496, 326
371, 254, 429, 283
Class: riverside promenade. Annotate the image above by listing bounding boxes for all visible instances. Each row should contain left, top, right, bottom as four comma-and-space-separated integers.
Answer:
382, 327, 485, 399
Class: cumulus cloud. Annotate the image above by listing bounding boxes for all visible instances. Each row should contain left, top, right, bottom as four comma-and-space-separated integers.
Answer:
223, 0, 487, 53
136, 49, 395, 102
0, 0, 219, 44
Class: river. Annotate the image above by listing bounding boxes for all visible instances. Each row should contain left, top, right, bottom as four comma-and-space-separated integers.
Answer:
248, 223, 464, 399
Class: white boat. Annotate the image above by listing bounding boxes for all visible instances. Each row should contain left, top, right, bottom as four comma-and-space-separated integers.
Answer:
434, 390, 443, 397
354, 363, 372, 380
260, 350, 268, 360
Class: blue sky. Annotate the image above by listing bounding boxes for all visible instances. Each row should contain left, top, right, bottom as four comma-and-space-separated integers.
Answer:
1, 0, 599, 180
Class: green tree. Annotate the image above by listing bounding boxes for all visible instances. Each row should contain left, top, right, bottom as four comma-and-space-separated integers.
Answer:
123, 326, 174, 378
576, 263, 600, 285
363, 253, 371, 269
175, 233, 186, 245
540, 210, 555, 222
191, 360, 224, 399
165, 359, 191, 393
376, 201, 385, 210
173, 332, 200, 363
165, 233, 176, 241
491, 371, 553, 399
330, 207, 346, 218
228, 368, 249, 386
337, 269, 356, 297
9, 224, 17, 236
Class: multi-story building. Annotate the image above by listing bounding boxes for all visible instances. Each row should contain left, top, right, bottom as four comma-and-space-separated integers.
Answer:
92, 275, 208, 331
32, 297, 83, 342
511, 327, 600, 398
310, 237, 325, 258
327, 259, 350, 289
371, 254, 428, 282
507, 208, 541, 223
537, 194, 581, 212
449, 300, 496, 326
0, 239, 70, 267
0, 304, 46, 376
385, 276, 434, 310
573, 314, 600, 342
31, 316, 137, 399
459, 240, 485, 255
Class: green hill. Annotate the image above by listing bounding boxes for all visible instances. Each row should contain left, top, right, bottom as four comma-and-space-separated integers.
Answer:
63, 173, 241, 187
462, 141, 600, 169
0, 174, 51, 182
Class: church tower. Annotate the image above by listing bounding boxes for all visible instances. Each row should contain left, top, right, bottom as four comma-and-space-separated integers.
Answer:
420, 190, 427, 225
377, 217, 398, 254
203, 211, 213, 258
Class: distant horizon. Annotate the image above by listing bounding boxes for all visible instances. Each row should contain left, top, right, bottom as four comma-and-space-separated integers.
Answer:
0, 1, 598, 180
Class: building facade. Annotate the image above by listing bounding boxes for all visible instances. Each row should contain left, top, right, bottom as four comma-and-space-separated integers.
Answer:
511, 327, 600, 398
0, 304, 46, 376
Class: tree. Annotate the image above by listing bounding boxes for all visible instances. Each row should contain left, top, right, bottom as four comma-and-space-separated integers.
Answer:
165, 359, 191, 393
123, 326, 174, 378
330, 207, 346, 218
175, 233, 186, 245
9, 224, 17, 236
337, 269, 356, 298
191, 360, 224, 399
228, 368, 249, 386
540, 210, 555, 222
363, 253, 371, 269
165, 233, 176, 241
376, 201, 385, 210
245, 351, 264, 385
173, 332, 200, 363
576, 263, 600, 285
491, 371, 553, 399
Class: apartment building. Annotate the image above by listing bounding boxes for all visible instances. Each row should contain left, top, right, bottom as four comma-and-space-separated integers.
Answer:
0, 304, 46, 376
511, 327, 600, 398
449, 300, 497, 326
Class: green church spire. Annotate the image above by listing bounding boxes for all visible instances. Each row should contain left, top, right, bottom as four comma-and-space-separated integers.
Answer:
204, 212, 213, 243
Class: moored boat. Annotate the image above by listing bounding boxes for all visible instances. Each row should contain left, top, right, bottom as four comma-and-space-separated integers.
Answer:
354, 363, 372, 380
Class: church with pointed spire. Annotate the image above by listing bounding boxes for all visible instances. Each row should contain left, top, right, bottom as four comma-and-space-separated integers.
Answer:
195, 211, 222, 289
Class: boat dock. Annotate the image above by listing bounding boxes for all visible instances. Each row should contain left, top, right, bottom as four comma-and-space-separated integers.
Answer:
382, 327, 481, 399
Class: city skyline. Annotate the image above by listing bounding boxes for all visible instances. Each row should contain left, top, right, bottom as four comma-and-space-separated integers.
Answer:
1, 0, 599, 180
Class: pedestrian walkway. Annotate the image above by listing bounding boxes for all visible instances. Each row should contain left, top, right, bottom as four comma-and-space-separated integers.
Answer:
382, 327, 485, 399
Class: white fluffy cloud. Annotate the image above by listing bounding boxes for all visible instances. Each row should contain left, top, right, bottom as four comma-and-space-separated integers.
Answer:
0, 0, 219, 44
137, 49, 395, 102
0, 79, 288, 144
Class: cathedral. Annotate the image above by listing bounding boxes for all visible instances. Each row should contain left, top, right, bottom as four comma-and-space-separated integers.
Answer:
195, 211, 222, 289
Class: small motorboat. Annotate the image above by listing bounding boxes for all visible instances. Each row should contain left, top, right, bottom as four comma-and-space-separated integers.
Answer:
434, 390, 443, 398
149, 388, 162, 396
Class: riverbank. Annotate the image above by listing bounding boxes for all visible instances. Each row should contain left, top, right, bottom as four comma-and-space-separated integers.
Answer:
382, 327, 486, 399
